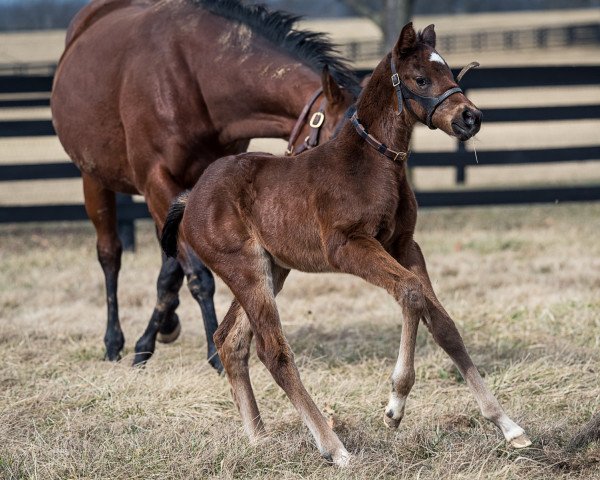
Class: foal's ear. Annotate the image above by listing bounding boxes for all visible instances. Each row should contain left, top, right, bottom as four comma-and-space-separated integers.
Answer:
321, 65, 343, 105
394, 22, 417, 57
422, 24, 436, 48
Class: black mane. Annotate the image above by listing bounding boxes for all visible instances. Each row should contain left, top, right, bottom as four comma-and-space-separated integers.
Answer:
191, 0, 361, 96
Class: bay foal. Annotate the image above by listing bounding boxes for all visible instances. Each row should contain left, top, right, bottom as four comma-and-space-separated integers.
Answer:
162, 23, 531, 465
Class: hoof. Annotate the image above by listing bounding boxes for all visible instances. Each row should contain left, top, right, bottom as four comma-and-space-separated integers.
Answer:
132, 350, 153, 367
209, 353, 224, 375
383, 410, 402, 429
509, 434, 532, 449
104, 350, 122, 362
323, 448, 351, 468
157, 314, 181, 344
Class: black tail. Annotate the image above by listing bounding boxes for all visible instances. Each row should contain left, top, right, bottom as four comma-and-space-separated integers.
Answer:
161, 191, 190, 258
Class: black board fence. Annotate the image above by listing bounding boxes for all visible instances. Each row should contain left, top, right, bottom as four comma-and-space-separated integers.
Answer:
1, 65, 600, 249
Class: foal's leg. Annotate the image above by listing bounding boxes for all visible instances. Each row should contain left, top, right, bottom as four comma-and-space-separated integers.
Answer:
401, 241, 531, 448
214, 266, 290, 440
221, 256, 349, 466
82, 174, 124, 361
326, 235, 426, 429
133, 253, 184, 366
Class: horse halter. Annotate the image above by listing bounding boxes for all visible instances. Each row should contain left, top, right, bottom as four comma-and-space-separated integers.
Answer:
349, 57, 479, 162
391, 57, 479, 129
285, 88, 327, 156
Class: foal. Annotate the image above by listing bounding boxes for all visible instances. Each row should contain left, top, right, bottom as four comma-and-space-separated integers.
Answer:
162, 23, 531, 465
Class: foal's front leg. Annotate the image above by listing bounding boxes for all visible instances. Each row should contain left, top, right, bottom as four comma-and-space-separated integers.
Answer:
400, 241, 531, 448
326, 235, 427, 428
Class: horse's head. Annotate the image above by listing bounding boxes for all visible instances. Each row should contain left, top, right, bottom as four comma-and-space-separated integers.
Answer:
391, 23, 482, 140
286, 66, 356, 156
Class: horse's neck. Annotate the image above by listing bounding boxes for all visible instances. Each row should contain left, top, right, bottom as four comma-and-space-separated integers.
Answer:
354, 57, 415, 155
196, 48, 321, 144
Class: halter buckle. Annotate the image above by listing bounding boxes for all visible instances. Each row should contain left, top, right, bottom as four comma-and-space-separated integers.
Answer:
391, 73, 400, 87
285, 146, 294, 156
309, 112, 325, 128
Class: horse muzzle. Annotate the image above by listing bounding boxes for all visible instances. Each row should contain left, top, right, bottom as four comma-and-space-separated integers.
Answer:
451, 106, 482, 140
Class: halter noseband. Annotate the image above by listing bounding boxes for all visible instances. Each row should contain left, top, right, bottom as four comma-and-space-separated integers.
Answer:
285, 88, 327, 156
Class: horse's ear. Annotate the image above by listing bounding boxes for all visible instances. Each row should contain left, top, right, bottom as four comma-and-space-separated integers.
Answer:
394, 22, 417, 57
321, 65, 343, 105
422, 24, 436, 48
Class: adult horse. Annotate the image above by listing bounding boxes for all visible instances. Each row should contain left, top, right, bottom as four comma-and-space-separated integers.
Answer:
51, 0, 360, 370
161, 23, 531, 465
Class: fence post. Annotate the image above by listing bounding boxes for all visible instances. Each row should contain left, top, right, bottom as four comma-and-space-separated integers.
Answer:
116, 193, 136, 251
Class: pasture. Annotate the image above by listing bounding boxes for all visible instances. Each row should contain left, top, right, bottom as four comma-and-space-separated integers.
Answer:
1, 203, 599, 479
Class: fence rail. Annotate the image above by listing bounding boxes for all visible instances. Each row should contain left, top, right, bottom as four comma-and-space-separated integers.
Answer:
343, 22, 600, 63
1, 65, 599, 249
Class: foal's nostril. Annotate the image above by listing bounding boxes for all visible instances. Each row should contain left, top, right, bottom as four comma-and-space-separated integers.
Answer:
463, 109, 475, 126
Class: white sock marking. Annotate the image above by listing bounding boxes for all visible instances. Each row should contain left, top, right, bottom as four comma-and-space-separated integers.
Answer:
385, 391, 406, 420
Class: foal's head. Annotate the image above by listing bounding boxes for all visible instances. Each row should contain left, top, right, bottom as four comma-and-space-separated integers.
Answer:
391, 23, 482, 140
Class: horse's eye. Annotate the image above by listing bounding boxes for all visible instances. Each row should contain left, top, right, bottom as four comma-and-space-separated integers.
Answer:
415, 77, 428, 87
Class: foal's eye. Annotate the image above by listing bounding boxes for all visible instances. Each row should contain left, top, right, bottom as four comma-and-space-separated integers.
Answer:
415, 77, 428, 87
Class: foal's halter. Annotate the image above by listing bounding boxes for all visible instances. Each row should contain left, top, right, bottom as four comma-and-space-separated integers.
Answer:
285, 88, 327, 156
391, 56, 474, 129
349, 56, 479, 162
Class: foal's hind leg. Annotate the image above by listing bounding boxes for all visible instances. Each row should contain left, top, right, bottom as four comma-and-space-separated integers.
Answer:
133, 253, 184, 366
401, 241, 531, 448
82, 174, 124, 361
219, 255, 349, 466
214, 266, 290, 440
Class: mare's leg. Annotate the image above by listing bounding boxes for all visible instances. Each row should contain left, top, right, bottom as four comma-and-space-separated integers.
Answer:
82, 173, 124, 361
214, 266, 290, 440
141, 168, 222, 372
133, 253, 184, 366
182, 249, 223, 373
399, 241, 531, 447
218, 251, 349, 466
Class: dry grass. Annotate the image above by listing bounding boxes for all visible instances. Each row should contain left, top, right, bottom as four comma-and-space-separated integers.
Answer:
1, 203, 600, 479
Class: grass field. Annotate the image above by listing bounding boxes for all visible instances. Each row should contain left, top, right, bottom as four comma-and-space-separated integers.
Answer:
1, 203, 599, 479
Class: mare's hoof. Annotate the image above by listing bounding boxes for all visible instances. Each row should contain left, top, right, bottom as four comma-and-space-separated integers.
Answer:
132, 350, 153, 367
209, 354, 224, 375
104, 350, 122, 362
157, 314, 181, 344
383, 410, 402, 429
510, 433, 532, 449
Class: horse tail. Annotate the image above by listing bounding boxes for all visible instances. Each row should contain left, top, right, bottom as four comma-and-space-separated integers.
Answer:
161, 191, 190, 258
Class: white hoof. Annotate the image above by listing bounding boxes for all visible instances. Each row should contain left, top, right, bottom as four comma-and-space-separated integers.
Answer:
509, 433, 532, 449
332, 448, 351, 468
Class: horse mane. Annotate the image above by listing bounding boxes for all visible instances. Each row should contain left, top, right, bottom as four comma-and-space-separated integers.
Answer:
190, 0, 361, 96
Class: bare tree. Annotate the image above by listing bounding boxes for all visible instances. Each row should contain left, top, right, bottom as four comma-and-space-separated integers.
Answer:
340, 0, 415, 49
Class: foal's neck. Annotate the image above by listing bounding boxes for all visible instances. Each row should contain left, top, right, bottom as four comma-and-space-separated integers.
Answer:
353, 54, 415, 155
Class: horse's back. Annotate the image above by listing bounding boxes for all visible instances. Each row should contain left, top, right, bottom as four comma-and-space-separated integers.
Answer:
65, 0, 138, 47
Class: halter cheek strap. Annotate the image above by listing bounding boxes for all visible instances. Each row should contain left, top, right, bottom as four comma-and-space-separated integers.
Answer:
390, 57, 463, 130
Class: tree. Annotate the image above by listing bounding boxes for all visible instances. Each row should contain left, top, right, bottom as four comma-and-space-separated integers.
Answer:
340, 0, 415, 49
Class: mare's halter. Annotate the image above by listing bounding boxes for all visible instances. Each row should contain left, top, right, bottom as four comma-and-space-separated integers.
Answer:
349, 56, 479, 162
285, 88, 327, 156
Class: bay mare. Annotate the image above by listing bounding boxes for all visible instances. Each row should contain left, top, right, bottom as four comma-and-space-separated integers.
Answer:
51, 0, 359, 370
161, 23, 531, 465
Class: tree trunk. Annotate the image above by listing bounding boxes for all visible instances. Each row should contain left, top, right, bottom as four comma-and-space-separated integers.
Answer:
383, 0, 415, 50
